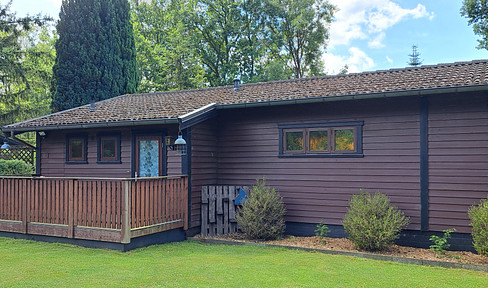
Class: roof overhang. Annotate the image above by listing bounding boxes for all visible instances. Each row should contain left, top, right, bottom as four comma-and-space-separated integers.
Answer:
178, 103, 217, 130
2, 118, 179, 134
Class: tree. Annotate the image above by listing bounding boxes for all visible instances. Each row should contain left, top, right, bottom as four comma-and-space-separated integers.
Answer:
461, 0, 488, 50
267, 0, 335, 78
407, 45, 422, 67
191, 0, 242, 86
0, 1, 52, 127
52, 0, 139, 111
131, 0, 204, 92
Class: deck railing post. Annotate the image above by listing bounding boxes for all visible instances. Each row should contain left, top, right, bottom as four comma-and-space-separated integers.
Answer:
121, 180, 131, 244
22, 179, 27, 234
67, 179, 75, 238
183, 176, 188, 231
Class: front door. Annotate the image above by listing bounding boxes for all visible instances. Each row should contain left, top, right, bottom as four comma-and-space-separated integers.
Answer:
135, 135, 163, 177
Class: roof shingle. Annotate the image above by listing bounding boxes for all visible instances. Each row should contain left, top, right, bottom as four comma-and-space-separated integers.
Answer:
5, 59, 488, 131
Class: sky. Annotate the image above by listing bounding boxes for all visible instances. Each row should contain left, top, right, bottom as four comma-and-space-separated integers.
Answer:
9, 0, 488, 75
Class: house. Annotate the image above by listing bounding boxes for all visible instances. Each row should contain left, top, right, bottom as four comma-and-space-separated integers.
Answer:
2, 59, 488, 251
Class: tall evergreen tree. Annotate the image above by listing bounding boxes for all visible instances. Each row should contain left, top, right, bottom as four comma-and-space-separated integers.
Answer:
408, 45, 422, 67
52, 0, 139, 111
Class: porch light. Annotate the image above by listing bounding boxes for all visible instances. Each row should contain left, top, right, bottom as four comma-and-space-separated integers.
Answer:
174, 131, 187, 156
1, 142, 10, 149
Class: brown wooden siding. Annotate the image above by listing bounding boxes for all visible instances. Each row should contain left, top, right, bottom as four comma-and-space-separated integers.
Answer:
40, 125, 182, 178
428, 93, 488, 233
202, 98, 422, 229
190, 119, 218, 227
167, 150, 182, 176
40, 129, 132, 178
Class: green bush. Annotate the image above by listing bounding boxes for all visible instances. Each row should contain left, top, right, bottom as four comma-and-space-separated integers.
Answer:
430, 228, 456, 255
342, 190, 409, 251
236, 178, 286, 240
0, 159, 34, 175
469, 198, 488, 256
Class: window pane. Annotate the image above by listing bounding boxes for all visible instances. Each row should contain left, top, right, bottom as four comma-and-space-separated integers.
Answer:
139, 140, 159, 177
70, 139, 83, 159
285, 131, 303, 151
310, 130, 328, 151
334, 129, 355, 151
102, 138, 116, 158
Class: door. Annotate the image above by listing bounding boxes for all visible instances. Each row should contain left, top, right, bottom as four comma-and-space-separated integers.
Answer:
135, 135, 163, 177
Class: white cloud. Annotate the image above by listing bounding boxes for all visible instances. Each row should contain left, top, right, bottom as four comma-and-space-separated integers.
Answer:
323, 47, 375, 75
386, 56, 393, 64
368, 32, 385, 48
328, 0, 434, 49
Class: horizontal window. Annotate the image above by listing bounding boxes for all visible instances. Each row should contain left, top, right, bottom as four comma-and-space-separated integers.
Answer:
279, 122, 363, 157
66, 134, 87, 163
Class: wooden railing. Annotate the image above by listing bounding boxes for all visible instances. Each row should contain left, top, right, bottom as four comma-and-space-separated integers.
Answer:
0, 176, 188, 243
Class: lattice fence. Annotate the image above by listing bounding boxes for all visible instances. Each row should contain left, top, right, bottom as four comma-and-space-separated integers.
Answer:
0, 147, 34, 165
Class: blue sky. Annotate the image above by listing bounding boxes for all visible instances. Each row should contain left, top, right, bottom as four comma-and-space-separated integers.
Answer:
10, 0, 488, 74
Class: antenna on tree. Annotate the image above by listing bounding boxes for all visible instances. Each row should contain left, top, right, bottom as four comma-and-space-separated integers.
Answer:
408, 45, 423, 67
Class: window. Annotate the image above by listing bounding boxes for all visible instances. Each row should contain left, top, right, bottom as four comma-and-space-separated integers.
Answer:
279, 122, 363, 157
66, 134, 87, 163
97, 134, 121, 163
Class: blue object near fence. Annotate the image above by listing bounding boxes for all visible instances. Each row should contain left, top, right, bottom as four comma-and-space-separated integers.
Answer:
234, 188, 248, 205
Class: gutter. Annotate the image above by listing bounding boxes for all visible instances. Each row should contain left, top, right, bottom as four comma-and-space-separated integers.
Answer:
2, 118, 179, 134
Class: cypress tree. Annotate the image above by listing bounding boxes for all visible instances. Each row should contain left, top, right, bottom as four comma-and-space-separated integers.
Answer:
52, 0, 138, 111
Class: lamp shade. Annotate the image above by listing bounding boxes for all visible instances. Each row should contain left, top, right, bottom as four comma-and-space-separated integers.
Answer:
1, 142, 11, 149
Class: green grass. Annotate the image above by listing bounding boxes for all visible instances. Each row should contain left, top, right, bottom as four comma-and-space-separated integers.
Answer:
0, 237, 487, 287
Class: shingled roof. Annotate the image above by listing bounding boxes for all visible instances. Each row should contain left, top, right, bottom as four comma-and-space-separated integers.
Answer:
4, 59, 488, 133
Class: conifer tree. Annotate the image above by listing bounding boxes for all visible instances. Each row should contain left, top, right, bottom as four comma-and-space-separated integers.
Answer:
52, 0, 138, 111
408, 45, 422, 67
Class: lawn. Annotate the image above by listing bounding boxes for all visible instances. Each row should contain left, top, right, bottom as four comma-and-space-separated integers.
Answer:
1, 237, 487, 287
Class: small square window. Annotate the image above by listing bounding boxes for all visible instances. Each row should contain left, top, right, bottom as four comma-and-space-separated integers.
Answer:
97, 134, 120, 163
334, 128, 355, 152
309, 130, 329, 152
66, 135, 87, 163
284, 130, 304, 152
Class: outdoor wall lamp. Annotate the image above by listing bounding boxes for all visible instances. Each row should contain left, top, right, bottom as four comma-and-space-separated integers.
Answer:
166, 131, 187, 156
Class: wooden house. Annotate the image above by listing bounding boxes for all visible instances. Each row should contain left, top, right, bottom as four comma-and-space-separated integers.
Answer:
3, 60, 488, 250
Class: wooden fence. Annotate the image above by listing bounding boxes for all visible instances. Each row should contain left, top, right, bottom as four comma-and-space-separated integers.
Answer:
201, 185, 249, 236
0, 176, 188, 243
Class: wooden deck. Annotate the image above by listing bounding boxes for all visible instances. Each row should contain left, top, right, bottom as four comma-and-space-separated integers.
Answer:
0, 175, 188, 244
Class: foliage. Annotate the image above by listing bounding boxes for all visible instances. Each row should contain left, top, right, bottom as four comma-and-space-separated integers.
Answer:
131, 0, 204, 92
52, 0, 139, 111
188, 0, 334, 86
236, 178, 286, 240
429, 228, 456, 255
0, 1, 52, 128
0, 159, 33, 175
342, 190, 409, 251
314, 221, 330, 244
266, 0, 335, 78
1, 239, 488, 287
408, 45, 422, 66
461, 0, 488, 50
469, 198, 488, 256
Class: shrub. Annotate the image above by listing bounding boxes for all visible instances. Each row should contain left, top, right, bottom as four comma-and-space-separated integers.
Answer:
342, 190, 409, 251
430, 228, 456, 255
469, 198, 488, 256
236, 178, 286, 240
0, 159, 34, 175
315, 221, 330, 244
